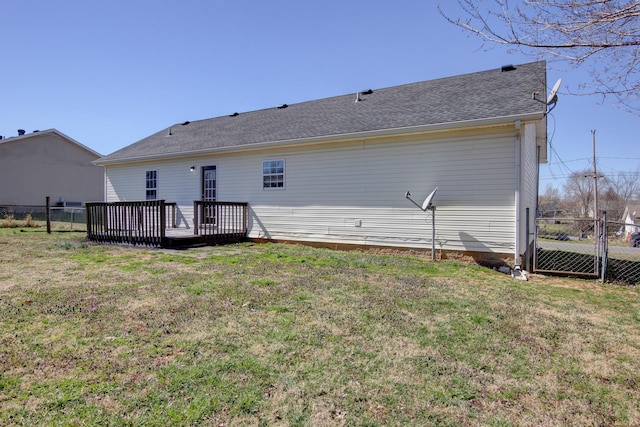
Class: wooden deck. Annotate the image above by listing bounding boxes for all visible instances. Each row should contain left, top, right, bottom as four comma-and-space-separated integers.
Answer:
86, 200, 248, 248
162, 226, 248, 249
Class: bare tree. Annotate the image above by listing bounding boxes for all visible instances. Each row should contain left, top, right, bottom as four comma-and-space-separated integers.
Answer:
600, 168, 640, 219
439, 0, 640, 112
563, 170, 595, 217
538, 183, 563, 217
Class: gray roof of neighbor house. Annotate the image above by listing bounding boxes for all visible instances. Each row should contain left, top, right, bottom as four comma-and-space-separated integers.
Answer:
97, 61, 547, 164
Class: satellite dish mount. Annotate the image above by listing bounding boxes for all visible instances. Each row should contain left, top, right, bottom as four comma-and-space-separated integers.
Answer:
405, 187, 437, 212
533, 78, 562, 113
405, 187, 438, 260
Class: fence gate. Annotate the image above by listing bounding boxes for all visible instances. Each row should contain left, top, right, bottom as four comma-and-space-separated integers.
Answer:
534, 217, 603, 278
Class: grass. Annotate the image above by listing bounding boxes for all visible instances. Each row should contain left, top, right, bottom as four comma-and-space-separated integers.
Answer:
1, 212, 86, 231
1, 229, 639, 426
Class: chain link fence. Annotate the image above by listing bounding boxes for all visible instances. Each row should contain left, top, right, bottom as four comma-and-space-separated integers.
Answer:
535, 217, 640, 285
535, 218, 601, 277
604, 220, 640, 285
0, 204, 86, 231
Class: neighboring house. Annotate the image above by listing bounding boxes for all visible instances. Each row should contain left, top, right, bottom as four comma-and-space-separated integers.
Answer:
0, 129, 104, 207
622, 205, 640, 237
95, 61, 549, 266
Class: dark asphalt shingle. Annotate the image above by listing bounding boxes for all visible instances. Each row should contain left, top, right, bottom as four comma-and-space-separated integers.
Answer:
99, 61, 546, 163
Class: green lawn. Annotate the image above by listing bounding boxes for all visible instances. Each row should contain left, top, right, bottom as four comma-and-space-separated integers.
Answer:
1, 229, 639, 426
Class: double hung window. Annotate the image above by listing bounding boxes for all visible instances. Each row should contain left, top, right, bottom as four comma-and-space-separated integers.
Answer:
145, 170, 157, 200
263, 160, 285, 189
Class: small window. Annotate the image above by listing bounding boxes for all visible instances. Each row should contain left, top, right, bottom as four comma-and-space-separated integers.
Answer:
146, 170, 158, 200
263, 160, 285, 189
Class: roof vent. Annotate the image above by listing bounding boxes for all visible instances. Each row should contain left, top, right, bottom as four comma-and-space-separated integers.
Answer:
18, 129, 25, 136
181, 121, 190, 126
355, 89, 374, 102
229, 112, 239, 117
277, 104, 288, 109
33, 130, 39, 133
501, 64, 516, 72
0, 136, 3, 140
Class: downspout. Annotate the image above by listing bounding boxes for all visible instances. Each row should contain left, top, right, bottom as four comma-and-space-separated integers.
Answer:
103, 166, 108, 202
514, 120, 522, 267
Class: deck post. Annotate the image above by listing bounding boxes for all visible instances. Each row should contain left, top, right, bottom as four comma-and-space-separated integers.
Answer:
243, 203, 248, 235
160, 200, 166, 242
193, 201, 200, 236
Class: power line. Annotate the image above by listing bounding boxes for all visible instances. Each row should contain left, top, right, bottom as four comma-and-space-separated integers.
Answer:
544, 113, 577, 182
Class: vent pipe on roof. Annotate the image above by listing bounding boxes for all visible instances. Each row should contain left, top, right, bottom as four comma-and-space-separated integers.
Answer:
18, 129, 25, 136
355, 89, 373, 102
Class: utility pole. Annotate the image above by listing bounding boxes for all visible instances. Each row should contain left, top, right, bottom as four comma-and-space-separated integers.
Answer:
592, 129, 598, 219
592, 129, 601, 275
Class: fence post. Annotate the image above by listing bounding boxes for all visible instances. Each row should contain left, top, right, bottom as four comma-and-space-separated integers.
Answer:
45, 196, 51, 234
601, 211, 607, 283
86, 203, 93, 239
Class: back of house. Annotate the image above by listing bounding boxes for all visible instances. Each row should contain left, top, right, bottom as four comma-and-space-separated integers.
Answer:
95, 61, 549, 265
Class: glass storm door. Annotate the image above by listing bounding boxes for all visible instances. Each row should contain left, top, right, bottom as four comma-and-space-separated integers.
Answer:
201, 166, 216, 224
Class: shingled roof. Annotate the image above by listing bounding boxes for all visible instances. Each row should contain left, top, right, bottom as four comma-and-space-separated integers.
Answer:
97, 61, 547, 164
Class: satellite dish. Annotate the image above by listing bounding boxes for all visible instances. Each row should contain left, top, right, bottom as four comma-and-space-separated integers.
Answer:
547, 78, 562, 105
421, 187, 438, 211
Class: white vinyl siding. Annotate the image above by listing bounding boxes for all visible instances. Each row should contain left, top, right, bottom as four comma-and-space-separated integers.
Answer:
520, 123, 539, 252
106, 160, 202, 228
104, 127, 519, 254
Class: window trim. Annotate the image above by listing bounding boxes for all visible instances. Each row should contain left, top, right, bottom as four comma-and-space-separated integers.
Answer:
262, 159, 285, 190
145, 170, 158, 200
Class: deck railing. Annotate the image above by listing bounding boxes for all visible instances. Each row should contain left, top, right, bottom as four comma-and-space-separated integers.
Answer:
86, 200, 247, 247
86, 200, 169, 246
194, 201, 248, 244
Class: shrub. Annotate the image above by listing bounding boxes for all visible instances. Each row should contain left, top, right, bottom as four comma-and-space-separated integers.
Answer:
1, 214, 17, 228
24, 213, 38, 228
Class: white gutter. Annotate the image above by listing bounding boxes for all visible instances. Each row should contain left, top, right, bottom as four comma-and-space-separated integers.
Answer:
94, 112, 544, 166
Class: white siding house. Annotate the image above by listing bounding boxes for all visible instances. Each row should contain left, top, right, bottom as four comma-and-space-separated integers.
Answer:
622, 205, 640, 237
95, 62, 549, 266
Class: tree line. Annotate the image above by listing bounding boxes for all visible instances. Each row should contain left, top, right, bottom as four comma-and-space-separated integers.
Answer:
539, 169, 640, 220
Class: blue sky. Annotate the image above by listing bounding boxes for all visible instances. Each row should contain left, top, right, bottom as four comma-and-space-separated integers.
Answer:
2, 1, 637, 192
